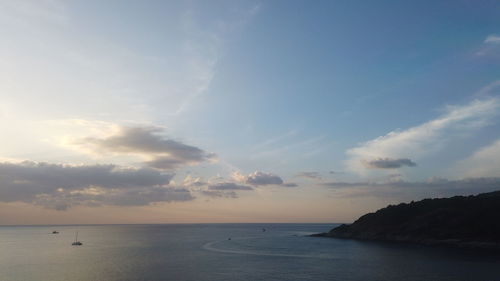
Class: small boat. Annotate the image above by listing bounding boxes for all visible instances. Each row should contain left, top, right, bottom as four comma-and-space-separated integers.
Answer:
52, 231, 59, 234
71, 230, 83, 246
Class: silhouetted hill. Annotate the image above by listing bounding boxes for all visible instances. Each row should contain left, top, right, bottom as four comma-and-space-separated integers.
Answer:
313, 190, 500, 250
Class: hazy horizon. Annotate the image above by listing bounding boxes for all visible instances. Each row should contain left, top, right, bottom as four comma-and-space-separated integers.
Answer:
1, 0, 500, 225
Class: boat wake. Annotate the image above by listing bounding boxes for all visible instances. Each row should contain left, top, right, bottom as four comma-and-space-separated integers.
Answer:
202, 236, 334, 259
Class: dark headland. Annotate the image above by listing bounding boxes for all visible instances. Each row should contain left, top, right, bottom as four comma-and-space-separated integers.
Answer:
312, 190, 500, 251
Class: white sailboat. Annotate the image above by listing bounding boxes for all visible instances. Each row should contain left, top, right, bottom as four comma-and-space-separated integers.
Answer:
71, 230, 82, 246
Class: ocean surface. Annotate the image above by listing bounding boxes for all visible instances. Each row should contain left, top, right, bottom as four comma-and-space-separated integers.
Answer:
1, 224, 499, 281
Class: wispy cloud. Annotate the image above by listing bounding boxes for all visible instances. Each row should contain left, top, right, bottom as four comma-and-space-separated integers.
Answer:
182, 175, 207, 188
173, 3, 261, 116
0, 1, 262, 131
250, 136, 326, 160
0, 0, 69, 27
296, 171, 322, 180
473, 80, 500, 98
173, 10, 220, 116
251, 129, 299, 151
347, 98, 499, 175
476, 34, 500, 57
484, 34, 500, 44
452, 138, 500, 178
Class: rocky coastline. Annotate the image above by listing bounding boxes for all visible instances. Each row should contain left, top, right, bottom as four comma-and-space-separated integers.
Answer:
312, 190, 500, 251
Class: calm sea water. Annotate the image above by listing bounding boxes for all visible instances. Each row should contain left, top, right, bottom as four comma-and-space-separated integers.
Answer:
1, 224, 499, 281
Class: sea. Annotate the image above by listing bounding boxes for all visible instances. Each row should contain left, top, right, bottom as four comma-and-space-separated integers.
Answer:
1, 224, 499, 281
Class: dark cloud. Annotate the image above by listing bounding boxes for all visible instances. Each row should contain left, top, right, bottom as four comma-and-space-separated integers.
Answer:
200, 172, 296, 198
78, 126, 216, 170
208, 183, 253, 191
364, 158, 417, 169
201, 190, 238, 198
101, 187, 192, 206
320, 181, 371, 189
0, 161, 192, 210
296, 171, 322, 180
321, 177, 500, 199
237, 171, 295, 187
246, 171, 283, 185
32, 186, 193, 210
145, 157, 186, 170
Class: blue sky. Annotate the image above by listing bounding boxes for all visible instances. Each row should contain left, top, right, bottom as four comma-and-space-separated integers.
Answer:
0, 0, 500, 224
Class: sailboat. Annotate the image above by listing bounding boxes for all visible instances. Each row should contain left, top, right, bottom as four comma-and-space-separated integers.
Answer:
71, 230, 83, 246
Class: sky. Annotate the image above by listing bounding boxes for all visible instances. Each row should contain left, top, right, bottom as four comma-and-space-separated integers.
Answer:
1, 0, 500, 224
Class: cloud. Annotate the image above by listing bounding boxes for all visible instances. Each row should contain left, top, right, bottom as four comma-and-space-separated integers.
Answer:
296, 171, 322, 180
0, 0, 69, 27
182, 175, 207, 187
473, 80, 500, 98
246, 171, 284, 185
201, 176, 297, 197
453, 138, 500, 177
347, 98, 499, 175
232, 171, 296, 187
76, 126, 216, 170
251, 129, 299, 151
200, 190, 238, 198
250, 136, 327, 160
208, 183, 253, 191
0, 161, 192, 210
145, 157, 187, 170
364, 158, 417, 169
174, 2, 260, 115
484, 35, 500, 44
476, 35, 500, 57
195, 176, 257, 198
321, 177, 500, 199
98, 187, 192, 207
320, 181, 371, 188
